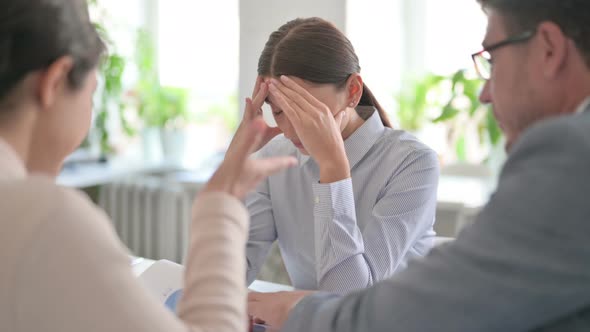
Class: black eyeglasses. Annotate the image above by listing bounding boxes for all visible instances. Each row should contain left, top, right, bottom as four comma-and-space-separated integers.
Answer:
471, 30, 536, 80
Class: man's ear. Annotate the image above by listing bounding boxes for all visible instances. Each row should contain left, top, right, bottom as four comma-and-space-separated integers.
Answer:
346, 73, 363, 107
536, 21, 569, 79
36, 56, 74, 110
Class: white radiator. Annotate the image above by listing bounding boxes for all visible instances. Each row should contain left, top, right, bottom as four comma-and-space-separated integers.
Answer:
98, 176, 204, 263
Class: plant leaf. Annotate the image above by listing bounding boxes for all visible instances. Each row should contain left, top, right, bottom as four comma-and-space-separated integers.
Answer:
432, 104, 459, 122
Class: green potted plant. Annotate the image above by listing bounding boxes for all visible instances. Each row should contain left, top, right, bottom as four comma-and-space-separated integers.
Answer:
94, 53, 131, 155
431, 69, 502, 163
86, 0, 133, 158
133, 30, 190, 163
395, 69, 502, 164
154, 86, 189, 163
394, 73, 446, 132
194, 93, 239, 133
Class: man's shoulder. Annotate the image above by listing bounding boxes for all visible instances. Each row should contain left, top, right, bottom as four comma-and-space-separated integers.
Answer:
536, 110, 590, 138
490, 110, 590, 231
511, 111, 590, 159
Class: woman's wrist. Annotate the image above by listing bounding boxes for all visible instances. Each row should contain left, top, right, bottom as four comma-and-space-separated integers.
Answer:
318, 156, 350, 183
202, 164, 236, 197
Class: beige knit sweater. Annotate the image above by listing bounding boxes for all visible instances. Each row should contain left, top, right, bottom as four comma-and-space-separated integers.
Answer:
0, 139, 249, 332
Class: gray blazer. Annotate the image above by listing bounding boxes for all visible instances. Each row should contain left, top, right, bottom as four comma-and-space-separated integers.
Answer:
283, 105, 590, 332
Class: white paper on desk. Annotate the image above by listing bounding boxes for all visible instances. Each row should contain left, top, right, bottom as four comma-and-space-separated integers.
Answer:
138, 260, 185, 313
137, 259, 294, 317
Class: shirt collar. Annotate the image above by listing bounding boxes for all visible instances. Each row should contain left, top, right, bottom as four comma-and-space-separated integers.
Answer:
575, 96, 590, 114
301, 106, 385, 169
0, 137, 27, 180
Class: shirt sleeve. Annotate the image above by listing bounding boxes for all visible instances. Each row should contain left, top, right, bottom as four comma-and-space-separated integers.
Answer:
16, 188, 249, 332
312, 148, 439, 292
245, 176, 278, 285
283, 116, 590, 332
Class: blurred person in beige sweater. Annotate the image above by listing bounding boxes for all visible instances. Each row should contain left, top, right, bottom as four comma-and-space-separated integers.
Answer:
0, 0, 296, 331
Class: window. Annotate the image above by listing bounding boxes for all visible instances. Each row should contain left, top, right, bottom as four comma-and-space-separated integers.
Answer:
347, 0, 493, 164
158, 0, 239, 97
158, 0, 240, 165
424, 0, 487, 75
346, 0, 404, 116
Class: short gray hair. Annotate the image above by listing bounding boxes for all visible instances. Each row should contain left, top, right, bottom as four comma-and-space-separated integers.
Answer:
477, 0, 590, 68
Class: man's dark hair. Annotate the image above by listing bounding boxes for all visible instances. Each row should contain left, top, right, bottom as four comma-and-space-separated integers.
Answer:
477, 0, 590, 67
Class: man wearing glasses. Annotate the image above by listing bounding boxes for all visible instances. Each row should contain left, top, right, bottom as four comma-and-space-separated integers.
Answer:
247, 0, 590, 331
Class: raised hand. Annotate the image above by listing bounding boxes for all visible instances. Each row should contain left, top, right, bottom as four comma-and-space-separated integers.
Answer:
203, 118, 297, 199
229, 76, 282, 155
268, 75, 350, 183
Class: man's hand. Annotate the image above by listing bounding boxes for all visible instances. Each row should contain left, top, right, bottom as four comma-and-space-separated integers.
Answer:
247, 291, 315, 330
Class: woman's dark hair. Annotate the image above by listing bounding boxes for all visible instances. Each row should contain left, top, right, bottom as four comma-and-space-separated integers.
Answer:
0, 0, 105, 106
258, 17, 392, 128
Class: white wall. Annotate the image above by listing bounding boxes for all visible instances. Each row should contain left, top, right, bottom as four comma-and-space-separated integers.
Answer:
346, 0, 405, 121
401, 0, 428, 78
238, 0, 347, 118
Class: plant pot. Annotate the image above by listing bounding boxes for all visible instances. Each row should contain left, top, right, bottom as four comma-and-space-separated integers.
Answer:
141, 127, 163, 163
160, 128, 186, 165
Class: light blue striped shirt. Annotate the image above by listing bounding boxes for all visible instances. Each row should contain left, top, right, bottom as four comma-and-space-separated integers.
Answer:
245, 108, 439, 292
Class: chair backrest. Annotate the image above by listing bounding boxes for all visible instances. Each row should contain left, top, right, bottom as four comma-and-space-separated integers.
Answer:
441, 163, 492, 178
433, 236, 454, 247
